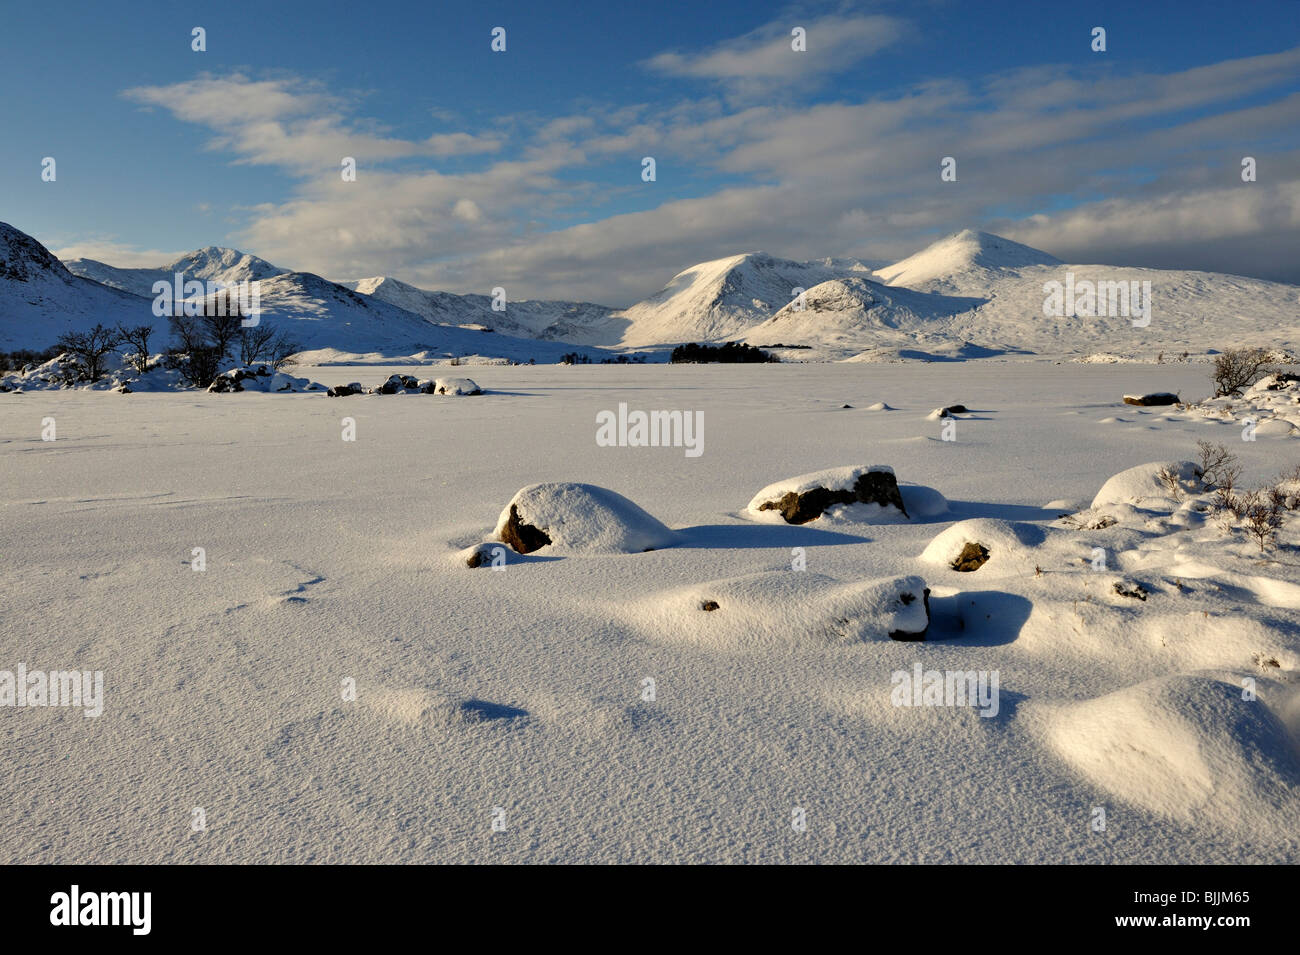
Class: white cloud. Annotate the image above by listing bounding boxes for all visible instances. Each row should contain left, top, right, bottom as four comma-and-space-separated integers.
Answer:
112, 42, 1300, 304
645, 14, 909, 98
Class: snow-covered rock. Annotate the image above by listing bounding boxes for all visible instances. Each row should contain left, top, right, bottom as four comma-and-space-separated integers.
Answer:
746, 465, 909, 525
920, 519, 1046, 575
494, 483, 678, 554
433, 377, 482, 396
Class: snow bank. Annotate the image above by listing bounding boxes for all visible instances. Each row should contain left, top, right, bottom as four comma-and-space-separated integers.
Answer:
615, 571, 930, 648
1044, 676, 1300, 836
493, 482, 678, 554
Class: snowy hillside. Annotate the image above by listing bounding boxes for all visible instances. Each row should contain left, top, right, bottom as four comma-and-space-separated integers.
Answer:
745, 231, 1300, 360
66, 246, 286, 298
742, 276, 990, 360
0, 221, 161, 350
216, 271, 596, 363
608, 252, 874, 347
344, 275, 617, 342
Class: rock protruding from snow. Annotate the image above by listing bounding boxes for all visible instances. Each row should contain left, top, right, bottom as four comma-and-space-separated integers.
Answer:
493, 483, 678, 555
920, 519, 1046, 576
1122, 392, 1179, 406
1090, 461, 1201, 509
208, 365, 325, 393
1045, 676, 1300, 835
747, 466, 908, 524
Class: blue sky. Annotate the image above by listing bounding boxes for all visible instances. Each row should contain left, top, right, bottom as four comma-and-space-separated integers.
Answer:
2, 0, 1298, 304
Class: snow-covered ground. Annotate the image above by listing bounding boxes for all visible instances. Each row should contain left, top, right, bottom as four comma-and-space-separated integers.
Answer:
2, 361, 1298, 863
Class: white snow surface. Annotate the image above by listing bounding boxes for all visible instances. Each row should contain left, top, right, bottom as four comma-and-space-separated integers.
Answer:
3, 330, 1300, 865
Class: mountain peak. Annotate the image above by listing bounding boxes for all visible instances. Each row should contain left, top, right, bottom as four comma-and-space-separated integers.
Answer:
164, 246, 285, 284
875, 230, 1061, 288
0, 221, 70, 283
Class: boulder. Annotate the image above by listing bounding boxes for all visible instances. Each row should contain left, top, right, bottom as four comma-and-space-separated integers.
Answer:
1122, 392, 1179, 406
493, 483, 677, 554
747, 465, 908, 525
435, 377, 482, 396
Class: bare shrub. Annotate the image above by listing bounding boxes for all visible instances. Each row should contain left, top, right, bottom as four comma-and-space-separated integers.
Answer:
1212, 347, 1271, 397
1156, 466, 1184, 501
1242, 487, 1285, 552
1195, 440, 1241, 490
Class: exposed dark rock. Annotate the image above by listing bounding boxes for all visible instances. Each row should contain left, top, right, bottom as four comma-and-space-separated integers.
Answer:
1114, 581, 1149, 601
465, 542, 507, 568
1123, 393, 1179, 406
939, 404, 968, 416
498, 503, 553, 554
700, 600, 720, 612
951, 541, 991, 572
757, 470, 909, 525
888, 587, 931, 641
327, 383, 361, 397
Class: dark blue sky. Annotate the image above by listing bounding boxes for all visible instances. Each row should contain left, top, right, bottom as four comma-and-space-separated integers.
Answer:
2, 0, 1297, 303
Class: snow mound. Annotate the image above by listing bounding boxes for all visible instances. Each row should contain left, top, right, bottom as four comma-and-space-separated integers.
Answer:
617, 571, 931, 649
899, 483, 949, 519
1091, 461, 1200, 508
920, 519, 1045, 575
433, 377, 482, 395
493, 483, 678, 555
1044, 676, 1300, 835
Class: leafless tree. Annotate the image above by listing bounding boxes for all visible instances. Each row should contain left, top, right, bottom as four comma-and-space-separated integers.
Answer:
54, 324, 119, 382
115, 324, 154, 374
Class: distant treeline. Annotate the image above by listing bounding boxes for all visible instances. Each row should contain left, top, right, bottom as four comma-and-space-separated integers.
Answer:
0, 347, 63, 372
670, 342, 778, 363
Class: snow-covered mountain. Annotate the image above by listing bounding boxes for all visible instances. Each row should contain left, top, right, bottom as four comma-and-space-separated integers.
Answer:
0, 221, 162, 350
606, 252, 873, 347
741, 276, 990, 359
873, 229, 1063, 291
344, 275, 616, 342
14, 218, 1300, 361
199, 270, 601, 363
741, 231, 1300, 360
66, 247, 287, 299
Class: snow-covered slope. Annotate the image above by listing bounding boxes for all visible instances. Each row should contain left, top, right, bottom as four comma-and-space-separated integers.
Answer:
66, 246, 286, 298
609, 252, 873, 347
344, 275, 617, 342
219, 271, 593, 362
743, 232, 1300, 360
742, 276, 989, 360
874, 229, 1063, 291
0, 221, 162, 350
